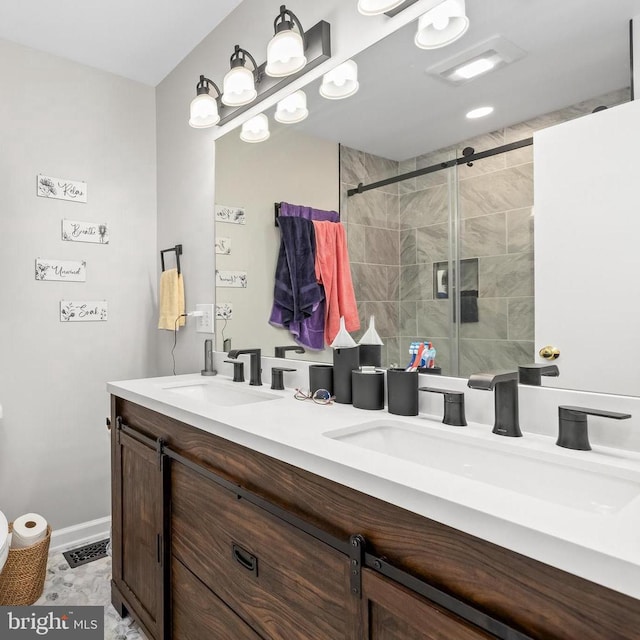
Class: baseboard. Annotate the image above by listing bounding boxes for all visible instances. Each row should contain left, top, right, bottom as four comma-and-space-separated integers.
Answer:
49, 516, 111, 554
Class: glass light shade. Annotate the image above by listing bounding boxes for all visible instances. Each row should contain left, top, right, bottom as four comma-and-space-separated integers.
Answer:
275, 90, 309, 124
240, 114, 270, 143
265, 29, 306, 77
189, 93, 220, 128
357, 0, 405, 16
222, 66, 257, 107
415, 0, 469, 50
319, 60, 359, 100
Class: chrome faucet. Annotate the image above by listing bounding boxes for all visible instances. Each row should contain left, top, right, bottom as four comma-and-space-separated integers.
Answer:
467, 371, 521, 437
227, 348, 262, 386
274, 345, 306, 358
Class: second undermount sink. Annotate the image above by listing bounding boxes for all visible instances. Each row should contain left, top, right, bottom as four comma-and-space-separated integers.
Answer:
324, 420, 640, 514
163, 380, 281, 407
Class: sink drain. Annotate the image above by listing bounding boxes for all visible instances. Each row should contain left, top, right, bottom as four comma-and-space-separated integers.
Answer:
63, 538, 109, 568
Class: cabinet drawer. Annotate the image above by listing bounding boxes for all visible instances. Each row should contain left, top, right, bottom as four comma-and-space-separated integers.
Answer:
171, 461, 355, 640
172, 556, 263, 640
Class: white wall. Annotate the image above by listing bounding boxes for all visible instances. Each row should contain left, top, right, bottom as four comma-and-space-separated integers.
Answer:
155, 0, 442, 375
0, 39, 158, 529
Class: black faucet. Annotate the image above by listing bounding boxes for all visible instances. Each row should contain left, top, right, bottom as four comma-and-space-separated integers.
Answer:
467, 371, 521, 437
227, 348, 262, 386
557, 406, 631, 450
274, 345, 306, 358
518, 363, 559, 386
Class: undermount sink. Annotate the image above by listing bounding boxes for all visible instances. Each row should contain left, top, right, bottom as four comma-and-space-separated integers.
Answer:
163, 381, 281, 407
324, 420, 640, 514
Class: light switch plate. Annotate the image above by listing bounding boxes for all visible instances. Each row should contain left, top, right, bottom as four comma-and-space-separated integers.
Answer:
195, 304, 215, 333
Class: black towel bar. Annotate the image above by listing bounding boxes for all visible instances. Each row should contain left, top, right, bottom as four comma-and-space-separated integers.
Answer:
160, 244, 183, 275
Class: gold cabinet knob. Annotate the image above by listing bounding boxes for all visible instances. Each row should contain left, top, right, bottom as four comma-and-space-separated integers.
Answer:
539, 346, 560, 360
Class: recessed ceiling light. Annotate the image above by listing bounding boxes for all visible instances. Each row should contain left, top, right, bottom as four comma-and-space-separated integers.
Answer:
455, 57, 495, 80
466, 106, 494, 119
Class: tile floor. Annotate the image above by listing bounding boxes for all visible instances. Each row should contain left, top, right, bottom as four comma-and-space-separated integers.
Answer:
35, 549, 146, 640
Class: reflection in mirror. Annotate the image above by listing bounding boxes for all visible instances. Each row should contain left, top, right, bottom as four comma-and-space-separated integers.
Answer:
215, 0, 635, 380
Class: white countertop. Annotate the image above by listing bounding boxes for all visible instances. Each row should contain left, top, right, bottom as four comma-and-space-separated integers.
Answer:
108, 373, 640, 599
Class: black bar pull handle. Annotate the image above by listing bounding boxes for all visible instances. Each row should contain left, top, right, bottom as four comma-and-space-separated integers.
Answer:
232, 543, 258, 577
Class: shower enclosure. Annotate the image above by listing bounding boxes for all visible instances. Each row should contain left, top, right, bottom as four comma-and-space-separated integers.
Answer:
342, 131, 536, 377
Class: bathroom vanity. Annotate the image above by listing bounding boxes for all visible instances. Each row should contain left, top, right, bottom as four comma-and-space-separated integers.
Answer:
109, 374, 640, 640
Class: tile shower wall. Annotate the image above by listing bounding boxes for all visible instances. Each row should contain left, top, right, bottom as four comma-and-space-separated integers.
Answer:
341, 146, 401, 366
342, 88, 629, 375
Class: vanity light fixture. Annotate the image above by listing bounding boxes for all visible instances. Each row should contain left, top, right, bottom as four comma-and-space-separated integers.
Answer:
188, 75, 222, 128
240, 114, 270, 143
466, 106, 494, 119
275, 90, 309, 123
357, 0, 405, 16
222, 45, 260, 107
415, 0, 469, 50
319, 60, 359, 100
265, 5, 307, 78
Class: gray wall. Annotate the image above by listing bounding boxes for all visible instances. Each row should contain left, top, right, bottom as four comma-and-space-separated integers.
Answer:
0, 39, 158, 528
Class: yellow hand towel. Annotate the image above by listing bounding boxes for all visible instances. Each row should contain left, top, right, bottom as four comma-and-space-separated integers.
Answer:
158, 268, 186, 330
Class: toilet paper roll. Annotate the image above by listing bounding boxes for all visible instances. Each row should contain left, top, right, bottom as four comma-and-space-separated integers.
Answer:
10, 513, 48, 549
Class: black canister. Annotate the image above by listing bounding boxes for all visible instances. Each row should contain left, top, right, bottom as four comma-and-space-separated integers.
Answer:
332, 346, 360, 404
352, 369, 385, 410
387, 368, 419, 416
308, 364, 334, 395
359, 344, 382, 367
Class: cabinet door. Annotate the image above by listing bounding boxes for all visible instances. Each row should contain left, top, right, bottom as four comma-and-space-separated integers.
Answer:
361, 569, 495, 640
171, 461, 357, 640
111, 427, 165, 640
172, 556, 264, 640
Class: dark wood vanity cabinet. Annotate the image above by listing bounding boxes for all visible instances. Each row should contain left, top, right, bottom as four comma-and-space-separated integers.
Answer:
111, 397, 640, 640
110, 415, 166, 640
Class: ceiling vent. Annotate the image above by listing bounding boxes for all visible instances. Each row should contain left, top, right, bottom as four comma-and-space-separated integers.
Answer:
426, 35, 526, 85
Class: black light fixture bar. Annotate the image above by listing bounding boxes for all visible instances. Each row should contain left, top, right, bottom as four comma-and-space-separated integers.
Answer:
217, 20, 331, 127
347, 137, 533, 196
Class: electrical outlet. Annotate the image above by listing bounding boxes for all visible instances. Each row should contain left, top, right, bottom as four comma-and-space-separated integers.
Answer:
195, 304, 215, 333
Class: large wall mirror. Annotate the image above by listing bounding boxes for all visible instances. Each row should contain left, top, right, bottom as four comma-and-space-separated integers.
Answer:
215, 0, 638, 391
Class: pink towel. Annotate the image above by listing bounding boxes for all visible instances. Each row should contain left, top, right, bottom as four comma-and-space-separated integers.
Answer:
312, 221, 360, 344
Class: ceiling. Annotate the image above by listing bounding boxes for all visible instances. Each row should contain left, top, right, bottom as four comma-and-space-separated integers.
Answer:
1, 1, 639, 157
0, 0, 244, 85
291, 0, 640, 160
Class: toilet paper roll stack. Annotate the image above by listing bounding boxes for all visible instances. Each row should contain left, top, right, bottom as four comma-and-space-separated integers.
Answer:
10, 513, 48, 549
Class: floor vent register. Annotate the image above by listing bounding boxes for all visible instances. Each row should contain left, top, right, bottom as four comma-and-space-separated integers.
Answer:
63, 538, 110, 568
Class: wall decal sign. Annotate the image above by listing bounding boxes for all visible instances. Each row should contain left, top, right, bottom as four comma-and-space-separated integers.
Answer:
35, 258, 86, 282
215, 204, 246, 225
62, 219, 109, 244
60, 300, 108, 322
215, 237, 231, 254
215, 303, 233, 319
215, 270, 247, 288
37, 174, 87, 203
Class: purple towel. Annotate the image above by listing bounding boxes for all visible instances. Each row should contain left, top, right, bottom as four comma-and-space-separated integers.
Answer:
278, 201, 340, 223
271, 217, 322, 325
